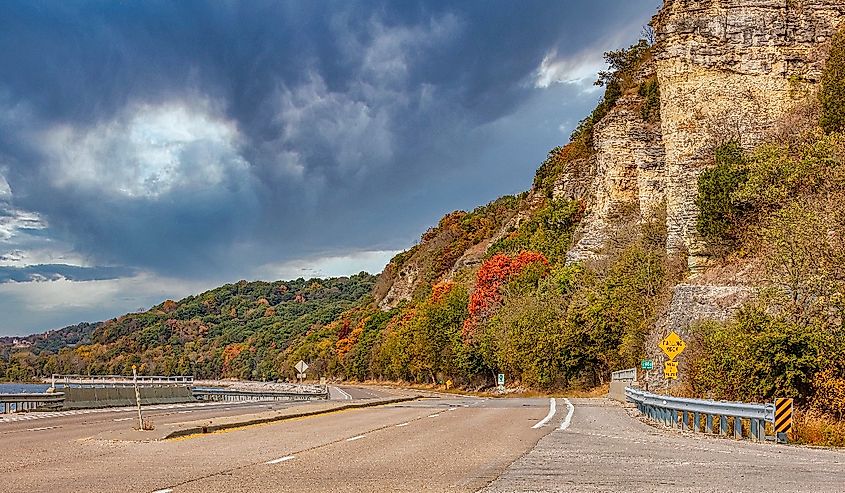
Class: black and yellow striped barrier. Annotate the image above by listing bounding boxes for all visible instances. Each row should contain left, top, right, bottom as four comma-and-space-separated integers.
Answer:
775, 397, 793, 443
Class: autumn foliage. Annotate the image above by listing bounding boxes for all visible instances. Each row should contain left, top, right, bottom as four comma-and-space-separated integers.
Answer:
430, 281, 455, 303
463, 251, 548, 338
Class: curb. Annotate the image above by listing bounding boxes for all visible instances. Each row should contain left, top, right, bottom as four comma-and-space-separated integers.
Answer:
163, 396, 421, 439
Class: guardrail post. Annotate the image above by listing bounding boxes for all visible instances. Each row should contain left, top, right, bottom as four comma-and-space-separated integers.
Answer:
693, 412, 700, 432
720, 415, 728, 436
705, 414, 713, 434
735, 417, 743, 439
755, 419, 766, 442
750, 419, 758, 441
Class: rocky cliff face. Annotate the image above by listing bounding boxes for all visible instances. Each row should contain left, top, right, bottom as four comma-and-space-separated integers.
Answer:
567, 59, 666, 262
653, 0, 845, 267
376, 0, 845, 325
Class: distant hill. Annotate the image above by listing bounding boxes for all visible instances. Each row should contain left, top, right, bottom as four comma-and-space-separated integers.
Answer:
0, 273, 376, 381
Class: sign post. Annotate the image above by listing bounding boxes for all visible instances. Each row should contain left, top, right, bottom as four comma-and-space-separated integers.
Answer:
641, 360, 653, 390
132, 365, 143, 430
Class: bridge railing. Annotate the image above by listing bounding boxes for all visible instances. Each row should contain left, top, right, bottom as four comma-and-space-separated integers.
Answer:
611, 368, 637, 382
608, 367, 637, 401
0, 392, 65, 414
49, 374, 194, 388
626, 387, 777, 442
192, 387, 329, 402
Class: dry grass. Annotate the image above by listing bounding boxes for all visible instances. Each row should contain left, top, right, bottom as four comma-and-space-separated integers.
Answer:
350, 379, 609, 399
792, 412, 845, 447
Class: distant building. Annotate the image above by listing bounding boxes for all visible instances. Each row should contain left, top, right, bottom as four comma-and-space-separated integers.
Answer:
12, 338, 32, 348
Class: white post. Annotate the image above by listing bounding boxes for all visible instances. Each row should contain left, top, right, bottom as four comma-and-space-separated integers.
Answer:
132, 365, 143, 430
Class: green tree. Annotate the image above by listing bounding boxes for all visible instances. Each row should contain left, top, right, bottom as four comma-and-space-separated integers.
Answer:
696, 142, 748, 247
820, 28, 845, 133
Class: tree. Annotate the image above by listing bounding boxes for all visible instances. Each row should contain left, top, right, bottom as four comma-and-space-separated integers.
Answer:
820, 28, 845, 134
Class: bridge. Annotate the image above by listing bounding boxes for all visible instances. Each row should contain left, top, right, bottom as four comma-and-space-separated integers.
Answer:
0, 375, 328, 412
46, 374, 195, 388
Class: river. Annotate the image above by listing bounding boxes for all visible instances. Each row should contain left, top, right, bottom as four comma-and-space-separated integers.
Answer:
0, 383, 50, 393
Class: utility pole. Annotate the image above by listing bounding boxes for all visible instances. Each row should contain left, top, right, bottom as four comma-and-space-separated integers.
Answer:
132, 365, 143, 430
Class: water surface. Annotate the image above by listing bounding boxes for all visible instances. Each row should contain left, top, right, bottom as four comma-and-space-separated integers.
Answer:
0, 383, 50, 393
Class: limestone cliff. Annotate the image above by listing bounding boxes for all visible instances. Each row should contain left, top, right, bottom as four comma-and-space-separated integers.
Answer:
567, 58, 666, 262
654, 0, 845, 267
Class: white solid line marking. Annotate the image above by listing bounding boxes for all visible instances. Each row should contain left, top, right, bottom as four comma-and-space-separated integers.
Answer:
178, 410, 193, 414
428, 413, 440, 418
559, 398, 575, 430
113, 417, 133, 422
448, 407, 457, 411
152, 489, 173, 493
532, 398, 557, 429
265, 455, 295, 464
346, 435, 365, 441
396, 422, 410, 427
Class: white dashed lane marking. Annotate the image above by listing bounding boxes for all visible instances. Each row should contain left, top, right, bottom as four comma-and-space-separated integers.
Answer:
266, 455, 295, 465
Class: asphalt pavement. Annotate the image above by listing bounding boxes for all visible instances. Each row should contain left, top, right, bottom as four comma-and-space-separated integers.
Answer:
484, 398, 845, 493
2, 389, 844, 492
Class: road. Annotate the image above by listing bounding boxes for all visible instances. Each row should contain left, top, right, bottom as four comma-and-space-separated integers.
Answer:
485, 398, 845, 493
1, 389, 844, 492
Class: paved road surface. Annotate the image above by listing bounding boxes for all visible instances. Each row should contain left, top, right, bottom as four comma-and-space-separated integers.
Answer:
484, 398, 845, 492
1, 387, 554, 492
2, 390, 844, 492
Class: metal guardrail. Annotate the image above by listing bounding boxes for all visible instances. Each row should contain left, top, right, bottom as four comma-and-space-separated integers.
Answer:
192, 387, 329, 402
611, 368, 637, 382
626, 387, 777, 442
48, 374, 194, 388
0, 392, 65, 414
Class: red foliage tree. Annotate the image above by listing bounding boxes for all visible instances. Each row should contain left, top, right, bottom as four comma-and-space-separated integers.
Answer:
462, 251, 548, 339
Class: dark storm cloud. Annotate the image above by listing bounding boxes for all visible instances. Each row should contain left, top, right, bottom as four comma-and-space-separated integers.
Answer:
0, 0, 661, 280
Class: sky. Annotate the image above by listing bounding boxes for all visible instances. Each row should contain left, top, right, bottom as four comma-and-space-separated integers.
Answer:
0, 0, 662, 336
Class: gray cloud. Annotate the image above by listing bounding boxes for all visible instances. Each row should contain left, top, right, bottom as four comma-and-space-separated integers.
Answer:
0, 0, 661, 333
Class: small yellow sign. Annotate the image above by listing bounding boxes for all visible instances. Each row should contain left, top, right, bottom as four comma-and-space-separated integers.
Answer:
659, 331, 686, 360
445, 379, 453, 390
664, 360, 678, 379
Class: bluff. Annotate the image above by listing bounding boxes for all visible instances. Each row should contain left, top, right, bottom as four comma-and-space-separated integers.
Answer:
367, 0, 845, 392
654, 0, 845, 267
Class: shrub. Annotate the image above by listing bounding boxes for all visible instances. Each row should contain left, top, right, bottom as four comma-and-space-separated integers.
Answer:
695, 142, 748, 247
820, 28, 845, 134
488, 199, 582, 263
686, 308, 833, 405
638, 78, 660, 123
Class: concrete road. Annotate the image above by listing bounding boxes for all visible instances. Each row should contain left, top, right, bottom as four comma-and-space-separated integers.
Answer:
0, 389, 556, 492
3, 392, 844, 492
484, 398, 845, 493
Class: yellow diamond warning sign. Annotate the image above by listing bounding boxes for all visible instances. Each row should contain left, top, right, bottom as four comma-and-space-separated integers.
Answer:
659, 331, 686, 360
664, 360, 678, 379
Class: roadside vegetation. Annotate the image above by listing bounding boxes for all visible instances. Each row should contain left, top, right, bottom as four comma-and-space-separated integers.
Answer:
688, 28, 845, 444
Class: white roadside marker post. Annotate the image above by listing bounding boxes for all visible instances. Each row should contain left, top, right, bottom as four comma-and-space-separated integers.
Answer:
132, 365, 143, 430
